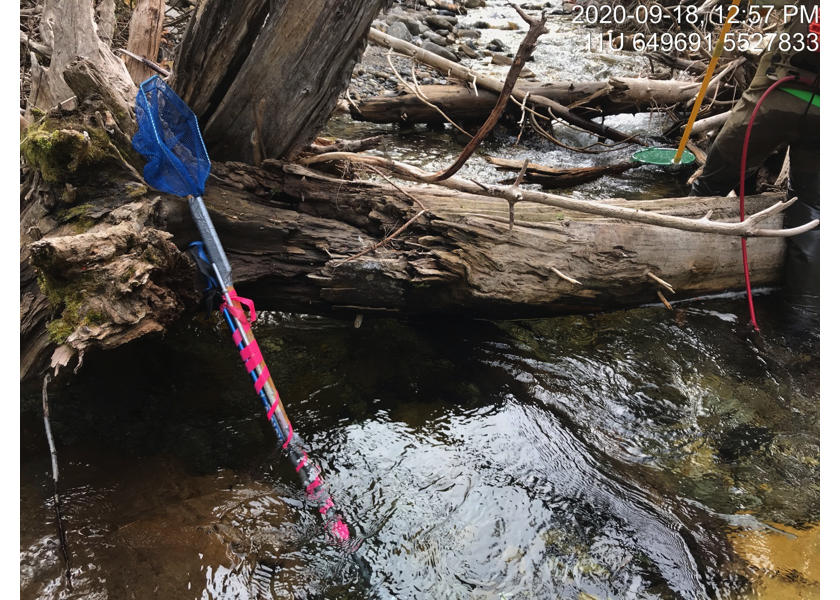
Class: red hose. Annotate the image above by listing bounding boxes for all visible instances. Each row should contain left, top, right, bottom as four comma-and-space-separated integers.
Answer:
739, 75, 797, 331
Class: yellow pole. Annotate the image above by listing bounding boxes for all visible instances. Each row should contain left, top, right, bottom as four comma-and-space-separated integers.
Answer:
673, 0, 744, 163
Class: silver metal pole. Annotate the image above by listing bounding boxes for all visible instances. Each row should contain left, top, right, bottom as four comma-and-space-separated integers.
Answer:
189, 196, 233, 287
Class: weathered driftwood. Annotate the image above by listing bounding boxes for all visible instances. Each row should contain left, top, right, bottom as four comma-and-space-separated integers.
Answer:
367, 29, 645, 145
28, 0, 134, 113
487, 157, 642, 188
173, 0, 391, 162
122, 0, 166, 83
608, 77, 701, 105
688, 110, 732, 140
343, 82, 629, 126
344, 74, 732, 127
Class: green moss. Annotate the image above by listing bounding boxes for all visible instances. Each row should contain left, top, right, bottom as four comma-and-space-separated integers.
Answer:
47, 319, 75, 345
84, 310, 106, 326
125, 182, 148, 198
140, 246, 164, 267
36, 269, 65, 307
44, 290, 86, 345
20, 120, 121, 185
54, 203, 97, 233
57, 203, 95, 220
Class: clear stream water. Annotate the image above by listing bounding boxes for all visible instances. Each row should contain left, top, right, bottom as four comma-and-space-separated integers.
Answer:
20, 2, 819, 598
20, 297, 819, 599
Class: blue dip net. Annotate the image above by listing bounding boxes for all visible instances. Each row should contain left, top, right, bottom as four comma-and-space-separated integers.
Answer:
133, 75, 210, 198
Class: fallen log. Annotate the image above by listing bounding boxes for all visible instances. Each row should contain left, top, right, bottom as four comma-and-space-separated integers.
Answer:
344, 81, 637, 125
367, 29, 646, 145
487, 157, 642, 188
346, 75, 727, 128
22, 149, 794, 381
608, 77, 701, 105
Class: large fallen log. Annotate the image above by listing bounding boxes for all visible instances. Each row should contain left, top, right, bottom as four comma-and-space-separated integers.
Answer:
22, 149, 791, 381
344, 76, 728, 127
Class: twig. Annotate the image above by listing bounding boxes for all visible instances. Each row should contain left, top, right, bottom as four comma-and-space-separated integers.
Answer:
42, 375, 72, 591
114, 48, 171, 77
512, 159, 530, 189
550, 266, 581, 285
506, 159, 529, 234
646, 271, 675, 294
515, 92, 530, 144
365, 165, 428, 211
528, 109, 629, 155
386, 53, 473, 138
657, 291, 673, 310
163, 8, 193, 28
335, 210, 427, 266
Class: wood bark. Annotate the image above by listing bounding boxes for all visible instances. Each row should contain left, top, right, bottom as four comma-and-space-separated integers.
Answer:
123, 0, 166, 84
28, 0, 134, 113
173, 0, 392, 162
171, 0, 271, 127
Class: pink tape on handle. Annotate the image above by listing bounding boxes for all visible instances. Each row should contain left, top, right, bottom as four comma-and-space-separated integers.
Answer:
329, 519, 351, 541
240, 341, 263, 373
253, 367, 270, 393
267, 396, 281, 420
295, 452, 308, 472
306, 476, 323, 495
319, 497, 335, 514
222, 301, 251, 336
233, 295, 256, 323
281, 421, 294, 449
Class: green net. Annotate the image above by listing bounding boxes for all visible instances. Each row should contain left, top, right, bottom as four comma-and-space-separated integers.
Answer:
631, 147, 696, 166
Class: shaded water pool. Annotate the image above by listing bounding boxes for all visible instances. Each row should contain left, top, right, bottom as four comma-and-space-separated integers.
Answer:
21, 293, 818, 599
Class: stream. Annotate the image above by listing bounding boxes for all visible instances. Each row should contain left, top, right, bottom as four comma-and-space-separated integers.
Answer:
20, 296, 820, 599
20, 2, 819, 598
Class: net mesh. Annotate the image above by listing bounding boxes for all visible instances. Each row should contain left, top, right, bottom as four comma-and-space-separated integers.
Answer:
133, 76, 210, 197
